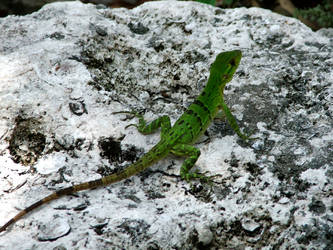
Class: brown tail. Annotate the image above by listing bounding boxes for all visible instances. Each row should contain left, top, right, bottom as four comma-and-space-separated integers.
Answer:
0, 178, 105, 233
0, 163, 143, 232
0, 167, 143, 233
0, 139, 171, 233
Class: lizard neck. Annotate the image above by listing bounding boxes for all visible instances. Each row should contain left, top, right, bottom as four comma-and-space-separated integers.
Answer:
197, 74, 224, 117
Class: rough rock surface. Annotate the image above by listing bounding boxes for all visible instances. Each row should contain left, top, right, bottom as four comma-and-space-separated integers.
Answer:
0, 1, 332, 249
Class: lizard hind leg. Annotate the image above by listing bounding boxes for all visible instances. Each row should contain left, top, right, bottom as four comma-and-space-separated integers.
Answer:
171, 144, 211, 182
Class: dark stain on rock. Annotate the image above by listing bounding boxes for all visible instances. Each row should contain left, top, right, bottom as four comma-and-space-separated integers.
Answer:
8, 116, 46, 166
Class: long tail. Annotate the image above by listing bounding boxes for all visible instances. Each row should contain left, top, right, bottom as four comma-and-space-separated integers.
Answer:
0, 140, 171, 233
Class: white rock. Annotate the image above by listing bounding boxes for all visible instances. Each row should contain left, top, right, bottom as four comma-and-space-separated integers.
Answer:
0, 1, 332, 249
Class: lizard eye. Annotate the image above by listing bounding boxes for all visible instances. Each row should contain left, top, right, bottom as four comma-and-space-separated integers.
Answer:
230, 58, 236, 67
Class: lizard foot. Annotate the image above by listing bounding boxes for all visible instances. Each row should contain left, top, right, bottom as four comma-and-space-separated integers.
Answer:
112, 110, 145, 129
182, 171, 221, 184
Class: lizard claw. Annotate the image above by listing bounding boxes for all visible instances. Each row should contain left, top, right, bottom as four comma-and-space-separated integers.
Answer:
182, 171, 221, 184
112, 110, 138, 117
113, 110, 143, 119
241, 131, 258, 141
125, 123, 139, 129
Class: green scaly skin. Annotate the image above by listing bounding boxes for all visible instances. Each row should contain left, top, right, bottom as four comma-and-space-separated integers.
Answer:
0, 50, 252, 233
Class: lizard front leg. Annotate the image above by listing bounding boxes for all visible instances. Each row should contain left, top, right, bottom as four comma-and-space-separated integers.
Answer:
219, 100, 253, 140
113, 111, 171, 139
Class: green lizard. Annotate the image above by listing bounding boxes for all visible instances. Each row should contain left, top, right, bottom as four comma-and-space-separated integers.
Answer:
0, 50, 252, 233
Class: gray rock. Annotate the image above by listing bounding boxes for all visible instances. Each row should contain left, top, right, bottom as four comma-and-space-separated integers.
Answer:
0, 1, 332, 249
37, 218, 71, 241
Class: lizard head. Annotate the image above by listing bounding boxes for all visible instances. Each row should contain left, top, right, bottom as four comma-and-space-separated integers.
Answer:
210, 50, 242, 90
